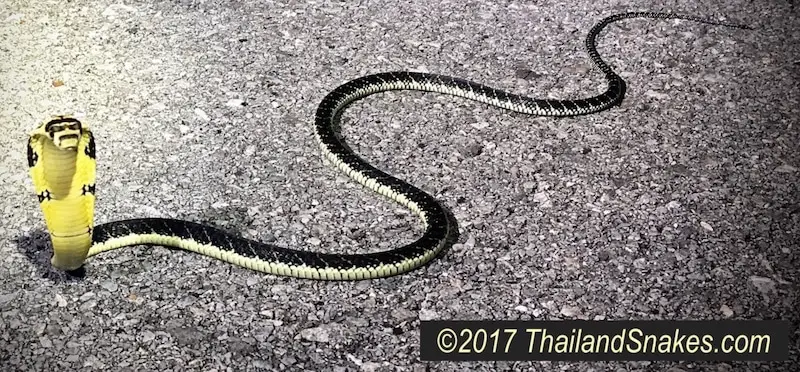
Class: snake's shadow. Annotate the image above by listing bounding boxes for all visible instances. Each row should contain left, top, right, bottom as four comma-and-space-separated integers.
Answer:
13, 229, 88, 283
437, 203, 461, 266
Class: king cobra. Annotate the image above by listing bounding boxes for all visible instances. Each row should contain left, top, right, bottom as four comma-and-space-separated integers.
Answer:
26, 12, 750, 279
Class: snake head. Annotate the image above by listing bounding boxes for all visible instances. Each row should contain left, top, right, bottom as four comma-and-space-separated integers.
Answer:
44, 116, 84, 151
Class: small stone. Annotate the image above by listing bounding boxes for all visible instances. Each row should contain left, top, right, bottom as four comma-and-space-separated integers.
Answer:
418, 308, 438, 321
226, 99, 245, 107
299, 326, 331, 343
361, 362, 383, 372
346, 353, 363, 367
171, 327, 204, 345
176, 295, 197, 308
211, 201, 229, 209
715, 362, 733, 372
564, 257, 580, 271
102, 4, 136, 18
270, 285, 292, 294
391, 308, 415, 321
141, 330, 155, 342
194, 108, 210, 121
307, 237, 322, 246
100, 280, 118, 292
644, 89, 669, 99
5, 13, 23, 23
522, 181, 536, 191
749, 276, 776, 294
560, 305, 581, 317
700, 221, 713, 231
514, 305, 529, 313
252, 360, 269, 368
461, 142, 483, 158
0, 291, 18, 308
149, 102, 167, 111
720, 304, 734, 317
79, 300, 97, 311
470, 122, 490, 130
54, 293, 67, 308
178, 124, 191, 134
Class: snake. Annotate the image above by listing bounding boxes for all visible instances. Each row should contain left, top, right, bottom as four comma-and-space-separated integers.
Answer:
26, 12, 750, 280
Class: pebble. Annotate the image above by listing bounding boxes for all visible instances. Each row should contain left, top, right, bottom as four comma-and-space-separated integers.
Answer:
299, 326, 331, 343
470, 121, 490, 130
100, 280, 118, 292
532, 192, 548, 203
102, 3, 136, 18
715, 363, 733, 372
252, 360, 270, 368
54, 293, 67, 308
418, 308, 438, 321
749, 276, 776, 294
461, 142, 483, 158
391, 308, 416, 321
0, 291, 18, 308
226, 99, 245, 107
79, 300, 97, 311
194, 108, 210, 121
560, 305, 581, 317
774, 164, 797, 173
141, 330, 155, 342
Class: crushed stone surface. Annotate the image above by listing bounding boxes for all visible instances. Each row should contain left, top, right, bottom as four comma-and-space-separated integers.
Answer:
0, 0, 797, 371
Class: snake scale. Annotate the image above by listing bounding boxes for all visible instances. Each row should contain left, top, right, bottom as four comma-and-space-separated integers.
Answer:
27, 12, 750, 279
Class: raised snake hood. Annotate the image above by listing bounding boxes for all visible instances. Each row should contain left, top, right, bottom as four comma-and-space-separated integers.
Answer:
27, 115, 96, 271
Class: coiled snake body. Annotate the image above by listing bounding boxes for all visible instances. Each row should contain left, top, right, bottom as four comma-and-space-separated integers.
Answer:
27, 12, 749, 279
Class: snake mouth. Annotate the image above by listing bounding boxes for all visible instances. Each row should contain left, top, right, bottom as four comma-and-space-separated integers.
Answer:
54, 134, 80, 150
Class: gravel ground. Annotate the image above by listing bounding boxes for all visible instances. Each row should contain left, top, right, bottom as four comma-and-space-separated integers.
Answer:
1, 0, 797, 371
